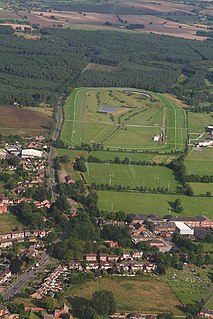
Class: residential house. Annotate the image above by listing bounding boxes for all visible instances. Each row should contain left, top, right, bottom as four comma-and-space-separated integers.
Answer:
0, 204, 7, 214
65, 175, 75, 184
99, 253, 107, 262
85, 254, 97, 262
199, 309, 213, 319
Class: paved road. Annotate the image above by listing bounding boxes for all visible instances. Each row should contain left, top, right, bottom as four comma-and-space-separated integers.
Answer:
49, 95, 64, 201
3, 252, 52, 301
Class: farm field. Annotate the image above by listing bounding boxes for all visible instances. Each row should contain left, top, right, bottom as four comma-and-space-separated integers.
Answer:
189, 183, 213, 196
64, 276, 183, 314
61, 88, 186, 153
85, 163, 178, 191
97, 191, 213, 218
0, 214, 23, 232
0, 105, 50, 136
166, 265, 213, 305
185, 148, 213, 175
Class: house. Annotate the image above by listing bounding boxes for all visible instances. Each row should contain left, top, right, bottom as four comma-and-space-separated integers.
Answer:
11, 231, 25, 239
85, 263, 99, 270
0, 204, 7, 214
0, 305, 7, 317
65, 175, 75, 184
0, 233, 12, 240
99, 261, 113, 270
194, 228, 213, 240
85, 254, 97, 262
122, 252, 132, 260
105, 240, 119, 248
107, 255, 120, 262
132, 251, 143, 259
0, 239, 16, 248
199, 309, 213, 319
153, 134, 160, 142
196, 215, 213, 228
99, 253, 107, 262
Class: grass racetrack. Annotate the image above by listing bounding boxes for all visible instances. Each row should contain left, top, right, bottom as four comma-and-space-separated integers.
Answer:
61, 88, 186, 152
97, 191, 213, 218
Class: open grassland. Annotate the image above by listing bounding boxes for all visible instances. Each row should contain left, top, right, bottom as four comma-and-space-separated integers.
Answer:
188, 112, 213, 134
65, 276, 183, 314
166, 265, 213, 305
0, 105, 50, 136
189, 183, 213, 196
61, 88, 186, 153
85, 163, 178, 191
97, 191, 213, 218
185, 148, 213, 175
0, 214, 23, 232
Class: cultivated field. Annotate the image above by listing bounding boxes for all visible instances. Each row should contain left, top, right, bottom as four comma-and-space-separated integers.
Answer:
65, 276, 183, 314
0, 105, 50, 136
61, 88, 186, 153
185, 148, 213, 175
85, 163, 178, 191
97, 191, 213, 218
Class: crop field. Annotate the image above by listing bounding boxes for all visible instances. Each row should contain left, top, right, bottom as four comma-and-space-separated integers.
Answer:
61, 88, 186, 153
185, 148, 213, 175
97, 191, 213, 218
0, 105, 50, 136
85, 163, 178, 191
166, 265, 213, 305
65, 276, 183, 314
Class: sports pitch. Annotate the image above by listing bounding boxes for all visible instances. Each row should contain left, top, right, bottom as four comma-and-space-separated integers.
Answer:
97, 191, 213, 218
85, 162, 178, 191
61, 88, 187, 152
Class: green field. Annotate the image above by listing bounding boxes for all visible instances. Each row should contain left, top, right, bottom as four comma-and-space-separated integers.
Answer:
0, 214, 23, 232
90, 150, 177, 164
85, 163, 178, 191
190, 183, 213, 196
64, 276, 183, 314
61, 88, 187, 152
185, 148, 213, 175
97, 191, 213, 218
166, 265, 212, 305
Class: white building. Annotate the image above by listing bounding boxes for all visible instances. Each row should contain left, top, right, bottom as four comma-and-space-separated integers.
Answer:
21, 149, 44, 158
175, 222, 194, 235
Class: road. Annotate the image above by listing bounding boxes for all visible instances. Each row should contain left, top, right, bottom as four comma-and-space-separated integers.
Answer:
49, 95, 64, 201
3, 252, 52, 301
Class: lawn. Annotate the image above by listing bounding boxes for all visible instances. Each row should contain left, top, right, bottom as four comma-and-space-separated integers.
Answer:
188, 112, 213, 133
166, 265, 212, 305
185, 148, 213, 175
0, 214, 23, 232
61, 88, 186, 152
85, 163, 178, 191
64, 276, 183, 314
97, 191, 213, 218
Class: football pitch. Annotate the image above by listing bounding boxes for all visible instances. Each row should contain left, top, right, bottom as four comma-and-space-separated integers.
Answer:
61, 88, 187, 152
84, 162, 178, 191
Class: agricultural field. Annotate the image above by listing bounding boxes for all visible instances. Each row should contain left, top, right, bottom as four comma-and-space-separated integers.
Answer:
61, 88, 186, 153
64, 276, 183, 314
185, 148, 213, 175
166, 265, 213, 305
97, 191, 213, 218
0, 105, 50, 136
84, 163, 178, 191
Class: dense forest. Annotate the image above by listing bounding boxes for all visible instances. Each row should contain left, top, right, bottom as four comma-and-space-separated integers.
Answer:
0, 26, 212, 106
